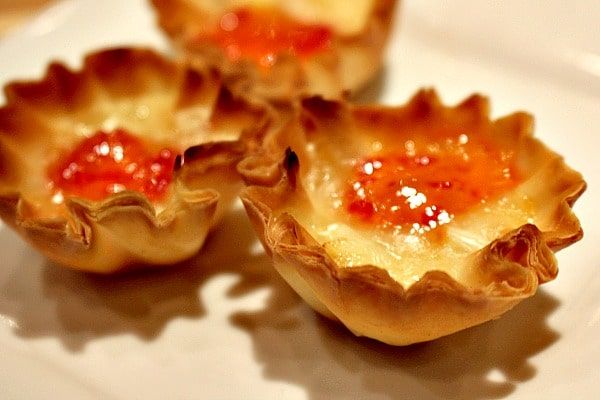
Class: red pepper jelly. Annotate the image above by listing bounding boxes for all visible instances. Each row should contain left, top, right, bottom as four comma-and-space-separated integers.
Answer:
202, 7, 332, 68
345, 133, 521, 234
48, 129, 177, 202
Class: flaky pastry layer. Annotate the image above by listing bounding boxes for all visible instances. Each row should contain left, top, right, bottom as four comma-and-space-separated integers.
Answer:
0, 47, 274, 273
239, 90, 585, 345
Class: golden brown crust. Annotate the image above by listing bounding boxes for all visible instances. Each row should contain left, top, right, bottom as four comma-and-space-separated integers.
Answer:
0, 47, 274, 273
239, 90, 585, 345
149, 0, 399, 100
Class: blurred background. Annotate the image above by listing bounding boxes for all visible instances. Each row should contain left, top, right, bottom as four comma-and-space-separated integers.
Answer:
0, 0, 55, 37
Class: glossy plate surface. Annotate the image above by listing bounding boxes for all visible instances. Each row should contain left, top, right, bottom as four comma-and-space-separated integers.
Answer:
1, 0, 599, 398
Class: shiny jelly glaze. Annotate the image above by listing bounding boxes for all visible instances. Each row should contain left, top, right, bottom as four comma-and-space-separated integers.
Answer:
345, 133, 521, 233
48, 129, 177, 202
204, 7, 332, 68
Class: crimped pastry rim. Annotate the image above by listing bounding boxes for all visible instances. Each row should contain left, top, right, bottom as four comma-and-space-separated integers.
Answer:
0, 47, 273, 273
239, 90, 586, 344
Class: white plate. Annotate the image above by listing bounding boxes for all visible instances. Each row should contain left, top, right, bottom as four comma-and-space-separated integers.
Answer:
1, 1, 599, 398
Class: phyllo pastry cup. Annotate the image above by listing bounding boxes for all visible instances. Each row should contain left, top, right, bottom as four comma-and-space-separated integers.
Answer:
0, 47, 273, 273
239, 91, 585, 345
150, 0, 398, 100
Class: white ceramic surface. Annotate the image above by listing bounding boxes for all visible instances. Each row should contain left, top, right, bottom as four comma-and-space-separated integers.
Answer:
0, 1, 599, 399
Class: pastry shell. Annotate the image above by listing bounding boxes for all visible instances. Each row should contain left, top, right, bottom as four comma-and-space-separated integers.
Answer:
150, 0, 398, 100
239, 90, 586, 345
0, 47, 273, 273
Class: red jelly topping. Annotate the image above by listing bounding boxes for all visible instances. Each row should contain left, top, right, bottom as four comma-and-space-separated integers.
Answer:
202, 7, 332, 68
345, 134, 520, 233
48, 129, 177, 202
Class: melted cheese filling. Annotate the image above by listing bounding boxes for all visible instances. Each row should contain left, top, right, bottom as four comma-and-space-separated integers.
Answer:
193, 0, 375, 35
297, 186, 534, 288
20, 81, 248, 217
292, 131, 536, 289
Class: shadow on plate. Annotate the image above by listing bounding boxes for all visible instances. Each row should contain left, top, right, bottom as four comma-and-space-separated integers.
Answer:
232, 279, 560, 400
0, 203, 561, 399
0, 207, 272, 351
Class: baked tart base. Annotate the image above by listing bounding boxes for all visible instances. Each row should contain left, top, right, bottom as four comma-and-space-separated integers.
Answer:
239, 90, 585, 345
0, 47, 274, 273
